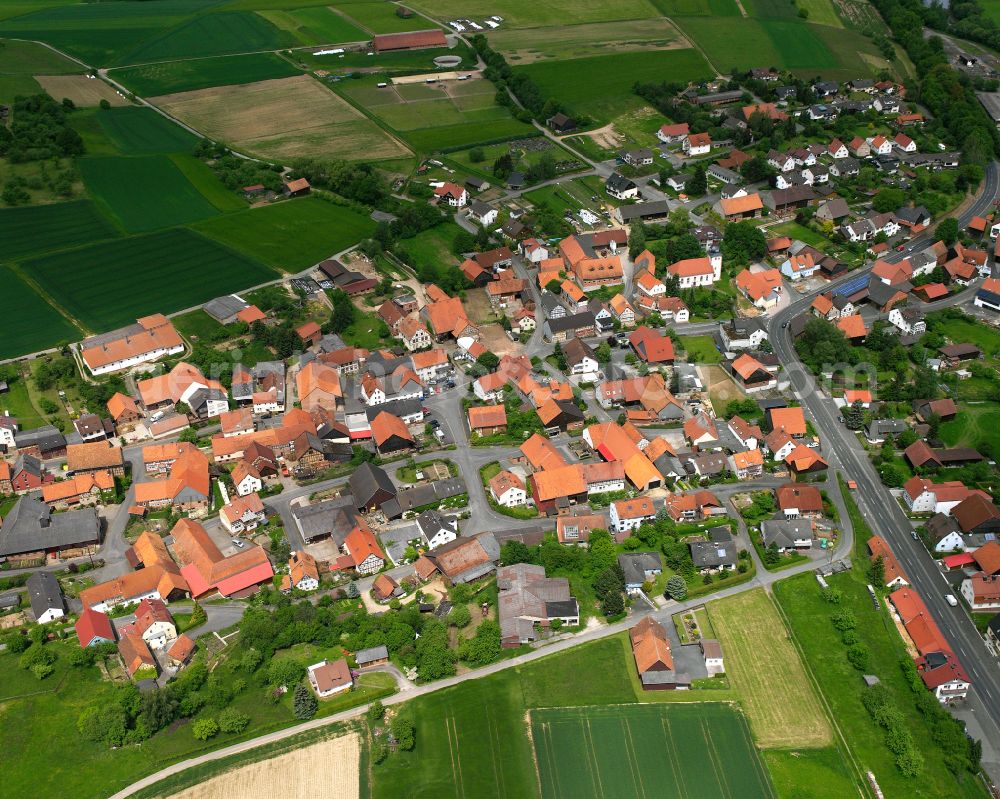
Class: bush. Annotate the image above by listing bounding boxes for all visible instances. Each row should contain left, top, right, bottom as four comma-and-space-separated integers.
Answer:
192, 718, 219, 741
831, 610, 857, 632
19, 644, 57, 672
391, 714, 415, 751
448, 604, 471, 628
218, 708, 250, 734
31, 662, 55, 680
367, 700, 386, 724
846, 643, 871, 671
293, 683, 317, 720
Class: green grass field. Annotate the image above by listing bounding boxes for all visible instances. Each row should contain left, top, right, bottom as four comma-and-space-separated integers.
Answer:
79, 155, 222, 232
708, 589, 833, 749
929, 311, 1000, 356
406, 0, 660, 28
795, 0, 843, 26
533, 704, 775, 799
95, 107, 200, 154
169, 153, 248, 212
648, 0, 741, 14
25, 228, 276, 332
0, 37, 80, 100
111, 52, 302, 96
941, 405, 1000, 459
775, 570, 988, 799
488, 18, 687, 64
0, 264, 79, 358
980, 0, 1000, 24
761, 20, 837, 69
192, 197, 375, 271
0, 200, 119, 260
259, 6, 368, 42
0, 371, 52, 428
680, 335, 722, 363
514, 49, 712, 123
744, 0, 799, 18
333, 1, 433, 34
118, 11, 295, 65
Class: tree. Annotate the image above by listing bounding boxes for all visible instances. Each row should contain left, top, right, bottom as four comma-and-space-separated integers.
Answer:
552, 341, 567, 371
328, 289, 357, 334
595, 342, 611, 364
629, 221, 647, 258
469, 147, 485, 163
391, 714, 416, 750
218, 708, 251, 734
460, 619, 502, 666
545, 278, 562, 294
688, 164, 707, 197
448, 604, 472, 628
722, 220, 766, 265
665, 575, 687, 601
500, 539, 533, 565
192, 718, 219, 741
936, 217, 959, 246
476, 352, 500, 372
367, 700, 386, 724
870, 554, 885, 588
601, 590, 625, 617
293, 684, 318, 719
843, 400, 865, 430
872, 188, 905, 213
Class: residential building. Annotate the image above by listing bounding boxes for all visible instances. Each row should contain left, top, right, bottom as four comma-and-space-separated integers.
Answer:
498, 563, 579, 647
80, 314, 184, 376
26, 571, 65, 624
609, 497, 656, 534
618, 552, 662, 592
308, 659, 353, 698
630, 617, 687, 690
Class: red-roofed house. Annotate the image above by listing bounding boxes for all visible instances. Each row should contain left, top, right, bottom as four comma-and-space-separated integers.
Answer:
75, 607, 116, 648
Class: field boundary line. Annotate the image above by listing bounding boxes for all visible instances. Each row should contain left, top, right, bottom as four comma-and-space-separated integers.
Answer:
539, 719, 562, 799
447, 716, 465, 798
581, 718, 604, 798
660, 715, 690, 799
619, 717, 647, 799
7, 263, 89, 337
485, 704, 505, 798
772, 589, 872, 799
322, 75, 415, 157
700, 719, 735, 799
734, 708, 778, 799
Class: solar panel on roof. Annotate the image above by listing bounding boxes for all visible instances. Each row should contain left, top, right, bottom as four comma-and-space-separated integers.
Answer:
834, 274, 869, 296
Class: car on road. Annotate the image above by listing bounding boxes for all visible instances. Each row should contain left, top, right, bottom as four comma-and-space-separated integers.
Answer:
896, 244, 906, 251
945, 594, 958, 607
782, 321, 788, 329
911, 531, 919, 540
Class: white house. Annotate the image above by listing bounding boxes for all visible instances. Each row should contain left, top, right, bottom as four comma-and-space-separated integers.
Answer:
767, 150, 795, 172
961, 573, 1000, 612
27, 572, 64, 625
308, 659, 353, 698
893, 133, 917, 153
868, 135, 893, 155
0, 414, 17, 448
610, 497, 656, 534
667, 257, 720, 289
289, 551, 320, 592
606, 173, 639, 201
887, 307, 926, 336
415, 510, 459, 550
133, 599, 177, 650
467, 200, 498, 227
232, 462, 263, 497
490, 470, 528, 507
684, 132, 711, 156
220, 493, 267, 534
903, 478, 981, 515
80, 315, 185, 376
433, 182, 468, 207
827, 139, 849, 159
701, 639, 724, 675
657, 122, 689, 143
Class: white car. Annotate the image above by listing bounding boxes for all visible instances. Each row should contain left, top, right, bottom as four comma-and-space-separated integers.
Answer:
231, 538, 245, 549
944, 594, 957, 607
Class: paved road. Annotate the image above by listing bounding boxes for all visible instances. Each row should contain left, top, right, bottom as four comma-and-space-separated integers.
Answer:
770, 162, 1000, 731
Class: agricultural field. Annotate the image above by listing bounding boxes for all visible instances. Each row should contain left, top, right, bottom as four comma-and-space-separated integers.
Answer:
338, 74, 533, 150
116, 11, 296, 65
166, 733, 359, 799
676, 17, 895, 78
532, 704, 775, 799
24, 228, 277, 332
406, 0, 661, 28
35, 74, 128, 106
0, 264, 80, 359
795, 0, 843, 27
708, 589, 833, 749
334, 1, 437, 34
79, 155, 222, 232
743, 0, 801, 19
0, 200, 119, 260
0, 37, 80, 101
487, 17, 688, 64
110, 52, 303, 96
95, 107, 201, 155
168, 154, 249, 212
153, 75, 410, 161
192, 197, 376, 271
775, 569, 988, 799
514, 49, 713, 123
0, 0, 207, 66
647, 0, 742, 14
259, 6, 368, 43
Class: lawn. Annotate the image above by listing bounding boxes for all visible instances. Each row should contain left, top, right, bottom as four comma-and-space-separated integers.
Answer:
760, 20, 837, 70
95, 106, 200, 155
0, 265, 80, 359
928, 311, 1000, 357
169, 154, 248, 212
0, 37, 79, 100
520, 637, 636, 708
0, 368, 54, 428
774, 569, 989, 799
172, 309, 230, 342
514, 49, 713, 124
795, 0, 843, 26
940, 405, 1000, 464
707, 589, 833, 749
648, 0, 742, 14
398, 222, 463, 273
25, 228, 277, 333
744, 0, 800, 18
763, 748, 859, 799
79, 155, 222, 232
679, 335, 721, 363
192, 196, 376, 271
532, 703, 775, 799
771, 220, 832, 251
259, 6, 368, 42
0, 200, 119, 260
111, 52, 302, 96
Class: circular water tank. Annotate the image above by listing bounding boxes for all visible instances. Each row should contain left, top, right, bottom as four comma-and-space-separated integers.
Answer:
433, 55, 462, 68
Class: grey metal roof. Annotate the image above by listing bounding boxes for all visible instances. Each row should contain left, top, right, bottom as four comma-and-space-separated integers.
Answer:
348, 462, 396, 508
203, 295, 247, 322
618, 552, 662, 585
355, 645, 389, 665
14, 425, 65, 453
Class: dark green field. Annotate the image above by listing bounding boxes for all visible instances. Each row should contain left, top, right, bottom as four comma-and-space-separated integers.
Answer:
761, 20, 837, 69
95, 107, 199, 154
403, 118, 537, 151
0, 200, 119, 260
111, 52, 302, 96
118, 11, 295, 65
533, 704, 775, 799
24, 228, 277, 331
648, 0, 741, 13
80, 155, 221, 232
0, 264, 79, 358
515, 49, 713, 122
192, 196, 376, 271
